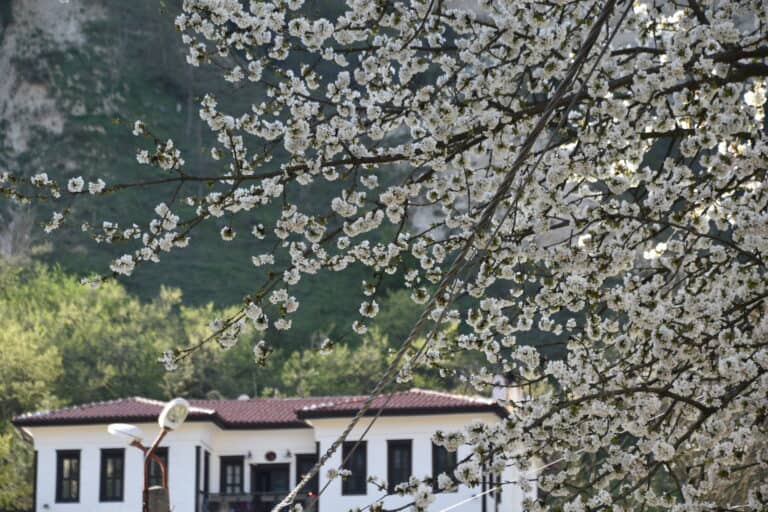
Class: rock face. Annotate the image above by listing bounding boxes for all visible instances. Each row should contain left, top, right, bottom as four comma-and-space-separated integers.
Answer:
0, 0, 398, 334
0, 0, 103, 154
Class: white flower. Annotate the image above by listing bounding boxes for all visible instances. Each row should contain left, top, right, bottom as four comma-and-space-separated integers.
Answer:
132, 120, 146, 136
31, 173, 51, 186
252, 254, 275, 267
744, 82, 766, 108
67, 176, 84, 193
253, 340, 271, 366
44, 212, 64, 233
110, 254, 135, 276
220, 226, 235, 241
224, 66, 244, 83
642, 242, 667, 260
352, 321, 367, 335
413, 483, 435, 509
274, 317, 292, 330
454, 460, 481, 487
247, 61, 263, 82
252, 224, 266, 239
437, 473, 454, 491
88, 179, 106, 194
652, 441, 675, 462
244, 302, 262, 320
136, 150, 151, 164
358, 300, 379, 318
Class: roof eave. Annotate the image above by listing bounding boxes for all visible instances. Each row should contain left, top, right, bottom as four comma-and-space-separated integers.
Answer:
11, 415, 313, 431
297, 405, 508, 420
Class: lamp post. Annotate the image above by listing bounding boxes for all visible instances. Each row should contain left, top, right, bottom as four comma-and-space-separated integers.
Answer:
108, 398, 190, 512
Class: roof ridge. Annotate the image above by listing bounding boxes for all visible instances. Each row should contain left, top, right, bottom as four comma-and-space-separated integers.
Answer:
135, 396, 216, 415
132, 396, 165, 406
194, 394, 364, 403
407, 387, 494, 405
14, 396, 137, 420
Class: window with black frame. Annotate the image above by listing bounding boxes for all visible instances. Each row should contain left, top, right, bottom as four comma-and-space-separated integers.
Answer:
56, 450, 80, 503
387, 440, 412, 493
100, 448, 125, 502
220, 456, 244, 494
431, 443, 458, 492
149, 447, 168, 488
341, 441, 367, 495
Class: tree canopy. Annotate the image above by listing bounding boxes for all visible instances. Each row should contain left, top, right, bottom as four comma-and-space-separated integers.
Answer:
0, 263, 448, 506
3, 0, 768, 510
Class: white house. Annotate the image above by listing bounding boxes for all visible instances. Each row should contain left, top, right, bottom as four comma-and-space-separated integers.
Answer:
13, 389, 533, 512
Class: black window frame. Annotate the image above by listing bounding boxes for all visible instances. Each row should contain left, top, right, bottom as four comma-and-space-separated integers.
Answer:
387, 440, 412, 493
220, 456, 245, 495
431, 443, 458, 492
33, 450, 38, 512
100, 448, 125, 502
56, 450, 81, 503
341, 441, 367, 495
204, 450, 210, 498
148, 447, 168, 488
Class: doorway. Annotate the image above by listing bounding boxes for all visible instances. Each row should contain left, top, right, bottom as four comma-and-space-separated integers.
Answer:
251, 463, 290, 512
295, 454, 319, 511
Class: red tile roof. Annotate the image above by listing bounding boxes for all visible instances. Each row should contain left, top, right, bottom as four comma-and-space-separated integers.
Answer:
296, 389, 505, 419
12, 390, 505, 429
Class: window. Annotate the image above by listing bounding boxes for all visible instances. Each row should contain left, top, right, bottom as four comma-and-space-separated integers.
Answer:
204, 451, 210, 497
149, 447, 168, 488
341, 441, 367, 495
56, 450, 80, 503
432, 444, 458, 492
220, 456, 244, 494
387, 440, 412, 492
100, 449, 125, 502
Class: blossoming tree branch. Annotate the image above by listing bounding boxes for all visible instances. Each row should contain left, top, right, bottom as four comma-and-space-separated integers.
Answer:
5, 0, 768, 509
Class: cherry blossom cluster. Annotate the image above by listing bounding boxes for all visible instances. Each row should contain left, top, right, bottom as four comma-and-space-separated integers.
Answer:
4, 0, 768, 509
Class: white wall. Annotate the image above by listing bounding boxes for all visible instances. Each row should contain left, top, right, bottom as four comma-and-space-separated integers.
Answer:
26, 423, 318, 511
27, 422, 221, 512
25, 414, 534, 512
311, 413, 532, 512
207, 427, 316, 494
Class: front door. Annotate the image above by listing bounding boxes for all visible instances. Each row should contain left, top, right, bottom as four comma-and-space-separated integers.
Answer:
295, 454, 319, 512
251, 464, 290, 512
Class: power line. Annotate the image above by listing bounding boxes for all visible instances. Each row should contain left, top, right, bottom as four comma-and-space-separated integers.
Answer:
272, 1, 620, 510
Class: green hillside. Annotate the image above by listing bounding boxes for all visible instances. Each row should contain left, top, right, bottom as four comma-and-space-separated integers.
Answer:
0, 0, 407, 353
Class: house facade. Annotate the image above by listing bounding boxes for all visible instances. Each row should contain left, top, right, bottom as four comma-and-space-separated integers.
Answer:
13, 389, 533, 512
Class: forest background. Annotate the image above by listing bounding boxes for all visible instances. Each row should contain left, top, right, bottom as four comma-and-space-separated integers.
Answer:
0, 1, 512, 508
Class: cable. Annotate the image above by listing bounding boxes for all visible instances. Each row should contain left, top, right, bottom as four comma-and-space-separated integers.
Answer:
437, 486, 499, 512
272, 1, 620, 510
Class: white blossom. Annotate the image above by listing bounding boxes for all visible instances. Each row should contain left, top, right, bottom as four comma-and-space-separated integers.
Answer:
8, 1, 768, 509
67, 176, 84, 193
110, 254, 135, 276
88, 179, 106, 194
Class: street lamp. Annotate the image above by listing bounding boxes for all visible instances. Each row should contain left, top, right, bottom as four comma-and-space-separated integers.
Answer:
108, 398, 190, 512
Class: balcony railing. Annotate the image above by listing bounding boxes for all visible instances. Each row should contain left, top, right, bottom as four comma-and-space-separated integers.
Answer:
203, 491, 317, 512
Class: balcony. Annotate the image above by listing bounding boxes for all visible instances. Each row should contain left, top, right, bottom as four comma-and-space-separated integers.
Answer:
204, 491, 317, 512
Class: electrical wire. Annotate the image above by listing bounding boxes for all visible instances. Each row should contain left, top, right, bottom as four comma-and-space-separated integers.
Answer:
272, 1, 622, 510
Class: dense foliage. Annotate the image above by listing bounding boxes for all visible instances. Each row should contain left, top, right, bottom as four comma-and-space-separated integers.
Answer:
0, 263, 197, 509
0, 263, 427, 506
